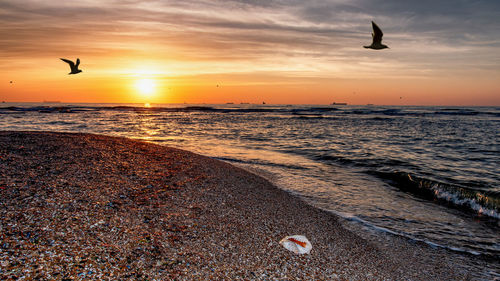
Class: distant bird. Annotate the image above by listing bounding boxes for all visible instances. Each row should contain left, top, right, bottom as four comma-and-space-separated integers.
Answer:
364, 21, 389, 50
9, 81, 12, 84
60, 58, 82, 74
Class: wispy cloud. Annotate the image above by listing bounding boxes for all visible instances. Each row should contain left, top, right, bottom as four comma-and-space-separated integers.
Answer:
1, 0, 499, 80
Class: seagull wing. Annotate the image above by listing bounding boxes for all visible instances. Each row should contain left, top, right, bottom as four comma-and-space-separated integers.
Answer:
371, 21, 384, 44
76, 58, 80, 68
60, 58, 76, 69
60, 58, 75, 67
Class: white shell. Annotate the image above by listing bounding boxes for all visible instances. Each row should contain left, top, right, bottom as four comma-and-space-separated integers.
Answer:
279, 235, 312, 254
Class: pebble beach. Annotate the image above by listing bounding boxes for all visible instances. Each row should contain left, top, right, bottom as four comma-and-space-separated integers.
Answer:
0, 131, 475, 280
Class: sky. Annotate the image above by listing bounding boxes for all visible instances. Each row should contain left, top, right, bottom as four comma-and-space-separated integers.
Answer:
1, 0, 499, 105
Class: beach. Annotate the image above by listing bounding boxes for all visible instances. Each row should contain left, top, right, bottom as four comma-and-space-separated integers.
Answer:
0, 131, 474, 280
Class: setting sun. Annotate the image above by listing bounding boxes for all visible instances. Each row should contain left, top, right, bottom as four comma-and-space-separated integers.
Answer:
135, 78, 156, 98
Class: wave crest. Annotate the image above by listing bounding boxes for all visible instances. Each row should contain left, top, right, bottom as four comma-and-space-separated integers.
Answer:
372, 171, 500, 220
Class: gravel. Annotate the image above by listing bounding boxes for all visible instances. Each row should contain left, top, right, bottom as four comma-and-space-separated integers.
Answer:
0, 131, 472, 280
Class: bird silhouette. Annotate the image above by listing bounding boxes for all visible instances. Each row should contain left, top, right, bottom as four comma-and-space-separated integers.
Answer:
60, 58, 82, 74
364, 21, 389, 50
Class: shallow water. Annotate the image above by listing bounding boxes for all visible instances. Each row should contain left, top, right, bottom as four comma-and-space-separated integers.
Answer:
1, 103, 499, 277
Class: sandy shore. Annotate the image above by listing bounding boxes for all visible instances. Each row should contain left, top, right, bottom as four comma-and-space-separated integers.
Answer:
0, 131, 473, 280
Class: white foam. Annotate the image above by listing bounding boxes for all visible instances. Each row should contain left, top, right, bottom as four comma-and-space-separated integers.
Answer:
431, 185, 500, 220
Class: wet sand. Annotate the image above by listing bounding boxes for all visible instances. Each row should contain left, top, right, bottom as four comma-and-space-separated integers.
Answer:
0, 131, 473, 280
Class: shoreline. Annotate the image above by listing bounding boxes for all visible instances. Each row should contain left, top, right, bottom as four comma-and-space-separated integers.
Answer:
0, 131, 476, 279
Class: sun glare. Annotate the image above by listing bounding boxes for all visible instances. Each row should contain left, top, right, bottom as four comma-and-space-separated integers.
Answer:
135, 78, 156, 98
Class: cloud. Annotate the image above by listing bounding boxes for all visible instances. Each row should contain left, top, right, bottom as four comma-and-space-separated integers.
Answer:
1, 0, 499, 80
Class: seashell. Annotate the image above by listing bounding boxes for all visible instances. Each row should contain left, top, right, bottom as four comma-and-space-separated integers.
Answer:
279, 235, 312, 254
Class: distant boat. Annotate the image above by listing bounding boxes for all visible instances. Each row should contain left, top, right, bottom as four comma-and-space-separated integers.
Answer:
262, 101, 266, 104
331, 102, 347, 105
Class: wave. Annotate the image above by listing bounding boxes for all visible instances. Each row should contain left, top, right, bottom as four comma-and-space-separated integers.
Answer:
214, 156, 308, 171
312, 153, 499, 220
46, 121, 78, 125
3, 105, 498, 117
434, 108, 480, 116
370, 171, 500, 220
315, 154, 419, 170
330, 210, 489, 257
314, 154, 358, 165
0, 106, 96, 113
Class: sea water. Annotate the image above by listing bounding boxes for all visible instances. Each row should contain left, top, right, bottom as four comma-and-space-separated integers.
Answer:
1, 103, 499, 278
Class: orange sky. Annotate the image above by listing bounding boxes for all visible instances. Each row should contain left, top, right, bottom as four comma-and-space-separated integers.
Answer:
1, 1, 499, 105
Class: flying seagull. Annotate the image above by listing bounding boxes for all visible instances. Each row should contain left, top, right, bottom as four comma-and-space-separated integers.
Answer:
364, 21, 388, 50
60, 58, 82, 74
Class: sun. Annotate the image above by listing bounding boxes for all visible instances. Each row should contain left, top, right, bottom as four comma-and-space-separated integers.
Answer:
135, 78, 156, 98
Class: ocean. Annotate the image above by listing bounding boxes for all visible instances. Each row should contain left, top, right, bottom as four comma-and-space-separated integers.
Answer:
1, 103, 499, 278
